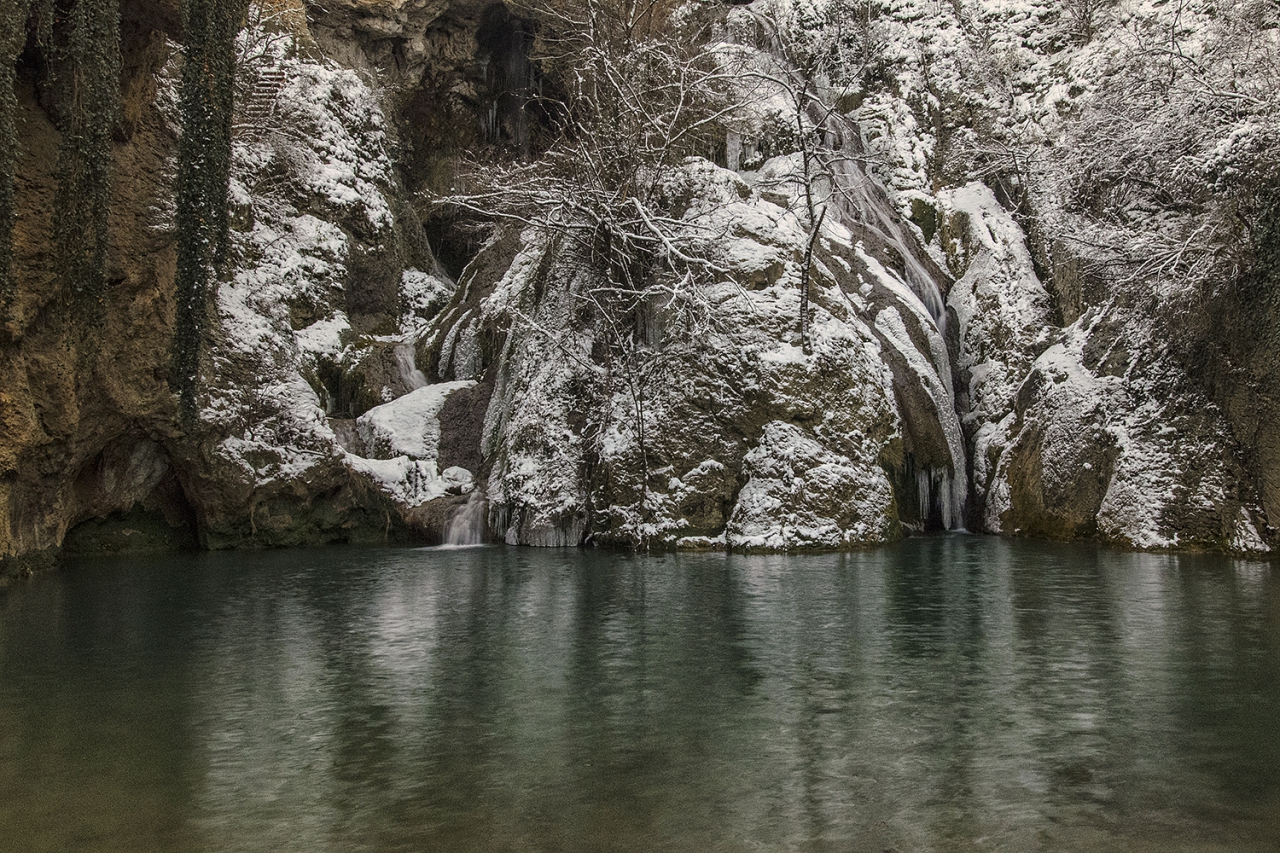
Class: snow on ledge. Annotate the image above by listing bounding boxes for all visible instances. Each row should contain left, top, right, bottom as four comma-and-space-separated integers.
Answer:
356, 380, 476, 462
347, 380, 477, 508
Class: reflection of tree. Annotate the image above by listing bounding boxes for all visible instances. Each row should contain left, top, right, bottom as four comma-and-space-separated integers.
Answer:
559, 554, 762, 849
10, 543, 1279, 849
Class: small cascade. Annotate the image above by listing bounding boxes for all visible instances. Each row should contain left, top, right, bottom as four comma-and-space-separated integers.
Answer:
805, 111, 947, 329
445, 490, 488, 546
828, 153, 947, 329
394, 343, 428, 390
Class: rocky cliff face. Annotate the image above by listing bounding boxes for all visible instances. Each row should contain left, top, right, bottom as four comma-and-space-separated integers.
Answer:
0, 0, 437, 575
1, 0, 185, 574
942, 185, 1266, 552
424, 157, 965, 549
1, 0, 1275, 577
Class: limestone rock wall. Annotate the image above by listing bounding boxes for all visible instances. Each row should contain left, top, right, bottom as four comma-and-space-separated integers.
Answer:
0, 0, 480, 575
943, 184, 1269, 553
2, 0, 1276, 574
1, 2, 184, 575
425, 159, 966, 549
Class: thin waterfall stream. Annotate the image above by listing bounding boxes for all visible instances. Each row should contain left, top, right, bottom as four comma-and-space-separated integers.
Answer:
444, 489, 487, 545
823, 115, 968, 529
394, 341, 428, 390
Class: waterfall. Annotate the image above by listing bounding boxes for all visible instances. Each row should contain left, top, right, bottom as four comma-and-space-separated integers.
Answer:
445, 490, 488, 546
805, 111, 947, 330
828, 154, 948, 329
394, 343, 428, 390
819, 113, 967, 530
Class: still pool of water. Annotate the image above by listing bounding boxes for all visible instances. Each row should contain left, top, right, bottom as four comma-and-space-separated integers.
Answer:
1, 536, 1278, 852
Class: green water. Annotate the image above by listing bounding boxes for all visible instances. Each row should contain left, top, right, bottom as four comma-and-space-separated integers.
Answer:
1, 536, 1278, 852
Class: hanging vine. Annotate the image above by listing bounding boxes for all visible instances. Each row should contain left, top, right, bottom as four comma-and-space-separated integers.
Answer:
1, 0, 54, 308
172, 0, 244, 423
51, 0, 120, 313
0, 0, 29, 305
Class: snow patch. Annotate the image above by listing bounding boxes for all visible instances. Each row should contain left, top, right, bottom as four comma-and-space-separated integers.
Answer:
357, 381, 477, 462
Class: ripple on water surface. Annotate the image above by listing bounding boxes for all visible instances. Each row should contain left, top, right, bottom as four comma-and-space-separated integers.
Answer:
1, 536, 1278, 852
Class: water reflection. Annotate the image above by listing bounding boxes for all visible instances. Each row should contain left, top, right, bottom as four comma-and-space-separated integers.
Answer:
0, 538, 1277, 852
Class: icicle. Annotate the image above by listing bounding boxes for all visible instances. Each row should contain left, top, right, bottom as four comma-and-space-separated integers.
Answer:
945, 470, 968, 532
727, 128, 742, 172
917, 469, 932, 524
917, 467, 968, 531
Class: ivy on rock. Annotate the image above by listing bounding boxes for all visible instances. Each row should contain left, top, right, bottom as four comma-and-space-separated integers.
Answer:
0, 0, 51, 306
0, 0, 114, 312
2, 0, 246, 420
52, 0, 119, 314
173, 0, 245, 423
0, 0, 26, 306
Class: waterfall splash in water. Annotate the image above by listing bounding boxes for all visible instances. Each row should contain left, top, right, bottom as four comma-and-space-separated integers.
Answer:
445, 490, 488, 546
394, 343, 428, 390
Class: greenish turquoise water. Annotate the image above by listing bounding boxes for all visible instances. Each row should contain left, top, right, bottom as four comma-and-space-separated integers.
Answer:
1, 536, 1278, 852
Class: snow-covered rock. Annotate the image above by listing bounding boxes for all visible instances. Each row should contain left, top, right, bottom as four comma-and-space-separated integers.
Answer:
979, 310, 1262, 551
176, 1, 1278, 555
357, 380, 475, 461
12, 0, 1274, 568
727, 421, 897, 549
169, 20, 469, 546
427, 157, 967, 548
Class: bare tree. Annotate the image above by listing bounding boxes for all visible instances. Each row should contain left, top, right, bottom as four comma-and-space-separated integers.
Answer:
430, 0, 740, 539
1048, 0, 1280, 298
1063, 0, 1111, 44
724, 0, 874, 352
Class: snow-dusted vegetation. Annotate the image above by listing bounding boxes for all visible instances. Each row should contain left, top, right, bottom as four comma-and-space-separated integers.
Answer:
3, 0, 1275, 566
169, 0, 1276, 553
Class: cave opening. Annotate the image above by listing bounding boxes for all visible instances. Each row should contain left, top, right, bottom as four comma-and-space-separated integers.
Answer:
474, 2, 537, 156
62, 444, 202, 556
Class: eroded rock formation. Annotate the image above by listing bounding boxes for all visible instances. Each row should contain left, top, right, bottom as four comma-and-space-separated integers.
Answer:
2, 0, 1275, 577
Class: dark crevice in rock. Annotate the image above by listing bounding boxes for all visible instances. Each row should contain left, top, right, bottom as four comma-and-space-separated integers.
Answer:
64, 447, 200, 556
474, 3, 536, 155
